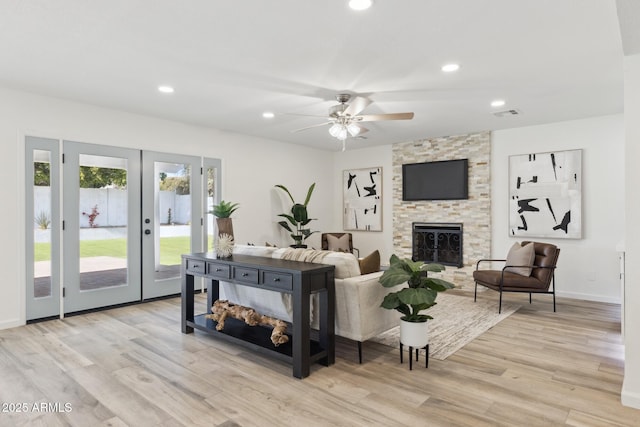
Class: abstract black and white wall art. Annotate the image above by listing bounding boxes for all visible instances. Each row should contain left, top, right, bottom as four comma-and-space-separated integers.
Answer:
509, 149, 582, 239
343, 167, 382, 231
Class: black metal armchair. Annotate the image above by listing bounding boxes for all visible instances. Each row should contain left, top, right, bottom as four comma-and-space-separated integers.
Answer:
473, 241, 560, 313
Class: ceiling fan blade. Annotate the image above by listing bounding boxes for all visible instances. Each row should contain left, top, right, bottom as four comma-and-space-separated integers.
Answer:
278, 112, 328, 118
290, 122, 333, 133
354, 125, 369, 135
344, 96, 372, 117
357, 112, 415, 122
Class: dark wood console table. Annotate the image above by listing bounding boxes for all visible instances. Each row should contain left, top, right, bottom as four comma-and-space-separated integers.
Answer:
181, 253, 335, 379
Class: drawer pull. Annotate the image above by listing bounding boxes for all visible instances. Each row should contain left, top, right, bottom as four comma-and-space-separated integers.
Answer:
215, 268, 222, 272
273, 277, 281, 282
192, 264, 200, 269
242, 273, 249, 277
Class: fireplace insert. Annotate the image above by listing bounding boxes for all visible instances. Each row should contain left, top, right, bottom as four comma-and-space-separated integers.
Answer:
412, 222, 463, 267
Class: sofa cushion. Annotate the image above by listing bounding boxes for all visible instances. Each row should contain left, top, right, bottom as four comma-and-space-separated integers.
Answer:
358, 250, 380, 275
233, 244, 278, 257
504, 242, 535, 276
327, 233, 351, 252
473, 270, 546, 291
272, 248, 361, 279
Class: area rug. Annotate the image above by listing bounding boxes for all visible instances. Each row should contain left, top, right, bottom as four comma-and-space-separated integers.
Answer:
370, 293, 520, 360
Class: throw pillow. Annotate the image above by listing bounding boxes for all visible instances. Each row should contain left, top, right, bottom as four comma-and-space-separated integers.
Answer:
327, 234, 351, 252
358, 250, 381, 275
504, 242, 535, 276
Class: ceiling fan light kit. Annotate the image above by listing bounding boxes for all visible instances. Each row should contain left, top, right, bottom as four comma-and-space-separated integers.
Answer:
289, 93, 414, 151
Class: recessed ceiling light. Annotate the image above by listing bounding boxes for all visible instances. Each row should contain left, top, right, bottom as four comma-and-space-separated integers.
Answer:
158, 85, 174, 94
491, 99, 506, 107
349, 0, 372, 11
262, 112, 275, 119
441, 63, 460, 73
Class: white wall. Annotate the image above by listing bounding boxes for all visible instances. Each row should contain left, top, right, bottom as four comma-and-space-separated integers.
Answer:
492, 115, 625, 303
622, 52, 640, 409
332, 144, 394, 263
335, 116, 626, 304
0, 86, 334, 329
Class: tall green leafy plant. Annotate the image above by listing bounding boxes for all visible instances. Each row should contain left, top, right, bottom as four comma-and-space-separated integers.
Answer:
275, 183, 317, 246
380, 255, 455, 322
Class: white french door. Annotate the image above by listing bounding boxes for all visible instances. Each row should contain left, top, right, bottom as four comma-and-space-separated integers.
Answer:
25, 136, 61, 320
25, 138, 219, 319
62, 141, 142, 313
141, 151, 203, 299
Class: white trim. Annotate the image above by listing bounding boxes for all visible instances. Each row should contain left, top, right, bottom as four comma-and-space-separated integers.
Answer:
555, 291, 621, 304
58, 138, 64, 319
621, 382, 640, 409
0, 319, 23, 330
17, 130, 26, 327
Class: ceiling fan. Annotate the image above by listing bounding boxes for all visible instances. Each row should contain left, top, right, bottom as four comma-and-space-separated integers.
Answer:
290, 93, 414, 150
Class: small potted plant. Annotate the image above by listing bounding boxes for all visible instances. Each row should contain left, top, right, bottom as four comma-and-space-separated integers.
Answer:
274, 183, 317, 248
379, 255, 455, 348
209, 200, 239, 239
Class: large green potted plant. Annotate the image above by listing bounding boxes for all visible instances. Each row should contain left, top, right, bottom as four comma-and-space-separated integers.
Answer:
380, 254, 455, 347
209, 200, 239, 240
275, 183, 317, 248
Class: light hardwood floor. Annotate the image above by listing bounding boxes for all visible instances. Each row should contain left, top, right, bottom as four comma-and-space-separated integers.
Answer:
1, 291, 638, 427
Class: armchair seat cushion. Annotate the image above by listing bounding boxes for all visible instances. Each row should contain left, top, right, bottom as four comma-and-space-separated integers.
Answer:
473, 270, 547, 291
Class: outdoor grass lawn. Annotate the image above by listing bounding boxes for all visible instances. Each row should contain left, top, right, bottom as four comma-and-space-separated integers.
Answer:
34, 236, 191, 265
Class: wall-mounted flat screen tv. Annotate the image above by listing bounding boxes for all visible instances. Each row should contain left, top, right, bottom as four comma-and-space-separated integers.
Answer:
402, 159, 469, 201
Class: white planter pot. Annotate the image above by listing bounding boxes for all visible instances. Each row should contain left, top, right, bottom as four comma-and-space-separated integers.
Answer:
400, 319, 429, 348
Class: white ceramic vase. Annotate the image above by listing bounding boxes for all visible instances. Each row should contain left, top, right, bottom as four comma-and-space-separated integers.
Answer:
400, 319, 429, 348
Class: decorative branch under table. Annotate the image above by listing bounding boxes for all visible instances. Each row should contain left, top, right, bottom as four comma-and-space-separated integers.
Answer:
181, 253, 335, 379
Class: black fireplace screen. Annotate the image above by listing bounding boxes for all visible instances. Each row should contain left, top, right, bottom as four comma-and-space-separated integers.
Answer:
412, 223, 463, 267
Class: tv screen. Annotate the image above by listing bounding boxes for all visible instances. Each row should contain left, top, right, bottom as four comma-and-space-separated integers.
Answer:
402, 159, 468, 201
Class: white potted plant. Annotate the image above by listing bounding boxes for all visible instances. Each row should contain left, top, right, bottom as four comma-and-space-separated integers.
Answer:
379, 255, 455, 348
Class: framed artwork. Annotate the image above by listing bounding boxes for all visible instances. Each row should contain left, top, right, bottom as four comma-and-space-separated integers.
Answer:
343, 167, 382, 231
509, 149, 582, 239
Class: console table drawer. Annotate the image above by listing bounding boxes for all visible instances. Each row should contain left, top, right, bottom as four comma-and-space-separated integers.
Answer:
262, 271, 293, 291
208, 262, 230, 279
185, 259, 206, 274
233, 266, 259, 284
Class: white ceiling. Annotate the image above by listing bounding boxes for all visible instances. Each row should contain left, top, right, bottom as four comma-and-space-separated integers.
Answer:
0, 1, 627, 151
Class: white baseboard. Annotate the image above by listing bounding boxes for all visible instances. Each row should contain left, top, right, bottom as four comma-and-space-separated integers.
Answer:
622, 382, 640, 409
0, 318, 24, 331
556, 291, 621, 304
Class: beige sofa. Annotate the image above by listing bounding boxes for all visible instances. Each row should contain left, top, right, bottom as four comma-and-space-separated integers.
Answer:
219, 245, 401, 362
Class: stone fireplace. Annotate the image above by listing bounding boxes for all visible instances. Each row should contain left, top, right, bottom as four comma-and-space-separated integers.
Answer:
392, 132, 491, 288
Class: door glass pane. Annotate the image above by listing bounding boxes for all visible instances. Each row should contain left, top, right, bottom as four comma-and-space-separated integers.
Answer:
206, 165, 217, 251
155, 162, 191, 281
78, 154, 128, 291
33, 150, 52, 298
